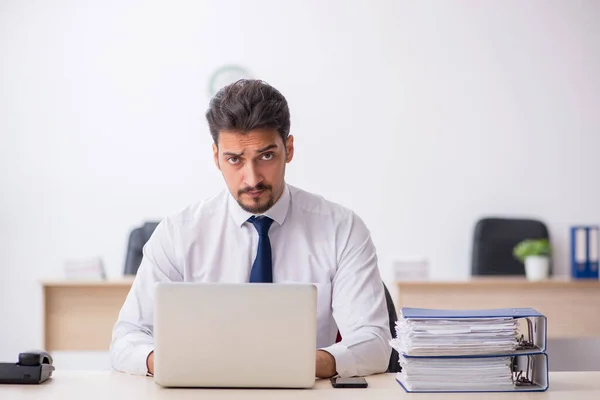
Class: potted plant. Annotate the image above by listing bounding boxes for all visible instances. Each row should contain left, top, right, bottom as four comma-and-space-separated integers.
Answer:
513, 238, 551, 281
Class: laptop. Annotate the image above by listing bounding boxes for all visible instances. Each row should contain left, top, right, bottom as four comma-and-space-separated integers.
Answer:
153, 282, 317, 388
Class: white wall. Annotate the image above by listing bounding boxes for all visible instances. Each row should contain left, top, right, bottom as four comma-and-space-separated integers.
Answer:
1, 0, 599, 362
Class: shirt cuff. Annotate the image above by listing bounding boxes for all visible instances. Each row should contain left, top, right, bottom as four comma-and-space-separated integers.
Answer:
319, 342, 358, 378
133, 344, 155, 377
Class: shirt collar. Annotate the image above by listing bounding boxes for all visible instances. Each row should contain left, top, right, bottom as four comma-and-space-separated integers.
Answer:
229, 184, 290, 227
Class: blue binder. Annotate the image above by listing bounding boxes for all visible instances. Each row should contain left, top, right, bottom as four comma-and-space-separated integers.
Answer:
588, 226, 599, 279
571, 226, 588, 278
400, 307, 547, 356
401, 307, 544, 319
571, 226, 600, 279
394, 308, 549, 392
395, 353, 549, 393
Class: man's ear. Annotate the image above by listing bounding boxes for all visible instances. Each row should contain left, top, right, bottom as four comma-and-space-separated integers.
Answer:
212, 143, 221, 171
285, 135, 294, 163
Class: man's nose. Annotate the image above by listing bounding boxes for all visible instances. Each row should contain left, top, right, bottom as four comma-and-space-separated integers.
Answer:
243, 162, 263, 188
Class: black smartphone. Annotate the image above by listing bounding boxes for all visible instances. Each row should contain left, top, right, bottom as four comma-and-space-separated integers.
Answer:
330, 377, 368, 388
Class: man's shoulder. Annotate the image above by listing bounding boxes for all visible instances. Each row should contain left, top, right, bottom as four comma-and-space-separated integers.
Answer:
164, 189, 229, 227
288, 184, 354, 220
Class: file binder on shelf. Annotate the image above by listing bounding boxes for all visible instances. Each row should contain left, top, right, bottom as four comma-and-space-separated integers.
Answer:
589, 226, 599, 279
571, 225, 600, 279
391, 307, 549, 393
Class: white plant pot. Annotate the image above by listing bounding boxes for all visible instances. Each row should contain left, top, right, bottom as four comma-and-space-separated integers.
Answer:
525, 256, 550, 281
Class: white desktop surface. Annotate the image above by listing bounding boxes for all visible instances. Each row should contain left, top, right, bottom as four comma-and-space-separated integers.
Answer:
1, 371, 600, 399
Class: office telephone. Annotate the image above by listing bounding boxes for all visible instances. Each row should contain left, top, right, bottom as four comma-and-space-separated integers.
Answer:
0, 350, 55, 384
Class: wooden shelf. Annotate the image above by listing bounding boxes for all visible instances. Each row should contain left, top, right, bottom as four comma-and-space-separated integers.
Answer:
394, 276, 600, 338
41, 277, 136, 288
396, 276, 600, 289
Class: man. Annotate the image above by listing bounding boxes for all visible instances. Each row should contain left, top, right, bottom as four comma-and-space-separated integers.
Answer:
110, 79, 392, 378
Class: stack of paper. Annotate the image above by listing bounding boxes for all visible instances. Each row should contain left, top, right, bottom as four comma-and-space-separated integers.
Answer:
63, 257, 107, 281
389, 308, 538, 392
392, 315, 519, 356
399, 356, 515, 392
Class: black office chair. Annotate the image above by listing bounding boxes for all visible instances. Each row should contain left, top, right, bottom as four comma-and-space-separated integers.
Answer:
383, 282, 401, 373
471, 217, 550, 276
123, 222, 159, 275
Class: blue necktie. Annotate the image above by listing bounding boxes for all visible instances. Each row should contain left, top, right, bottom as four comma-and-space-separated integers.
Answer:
248, 216, 274, 283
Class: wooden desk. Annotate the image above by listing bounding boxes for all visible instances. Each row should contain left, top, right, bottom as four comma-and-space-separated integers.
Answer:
396, 277, 600, 338
43, 279, 134, 351
1, 371, 599, 399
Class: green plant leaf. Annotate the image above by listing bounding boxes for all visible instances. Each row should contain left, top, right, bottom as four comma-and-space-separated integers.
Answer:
513, 238, 551, 264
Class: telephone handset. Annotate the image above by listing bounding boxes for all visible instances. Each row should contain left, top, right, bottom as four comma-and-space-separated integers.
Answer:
0, 350, 55, 384
18, 351, 53, 367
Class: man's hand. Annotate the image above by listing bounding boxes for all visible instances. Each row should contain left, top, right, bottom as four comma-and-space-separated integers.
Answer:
147, 351, 154, 375
316, 350, 336, 378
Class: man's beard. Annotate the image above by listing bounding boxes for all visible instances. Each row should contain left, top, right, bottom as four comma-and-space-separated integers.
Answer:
237, 182, 274, 214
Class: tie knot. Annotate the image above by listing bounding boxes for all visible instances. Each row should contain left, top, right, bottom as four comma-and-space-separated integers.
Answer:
248, 216, 274, 236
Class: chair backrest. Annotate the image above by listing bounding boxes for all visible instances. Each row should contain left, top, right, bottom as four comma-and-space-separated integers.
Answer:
383, 282, 401, 373
471, 217, 550, 276
124, 222, 159, 275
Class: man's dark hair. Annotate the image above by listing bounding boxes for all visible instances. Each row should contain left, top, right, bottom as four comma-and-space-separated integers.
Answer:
205, 79, 291, 145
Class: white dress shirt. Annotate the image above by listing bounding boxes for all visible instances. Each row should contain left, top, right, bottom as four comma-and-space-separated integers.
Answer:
110, 184, 392, 378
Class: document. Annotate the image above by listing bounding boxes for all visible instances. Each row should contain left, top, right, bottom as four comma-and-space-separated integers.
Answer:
390, 308, 549, 393
392, 316, 519, 356
398, 356, 515, 391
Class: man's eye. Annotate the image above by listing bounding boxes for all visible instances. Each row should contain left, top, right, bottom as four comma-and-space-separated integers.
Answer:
261, 153, 274, 161
227, 157, 240, 165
